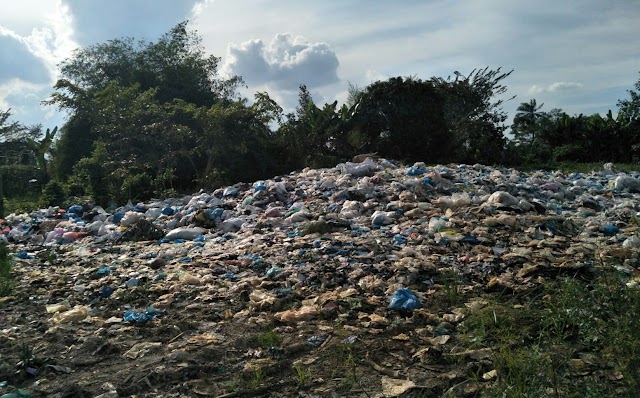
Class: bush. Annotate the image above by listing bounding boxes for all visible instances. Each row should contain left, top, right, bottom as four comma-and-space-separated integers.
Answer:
119, 172, 154, 203
41, 180, 66, 207
3, 197, 41, 215
71, 143, 111, 206
0, 165, 42, 198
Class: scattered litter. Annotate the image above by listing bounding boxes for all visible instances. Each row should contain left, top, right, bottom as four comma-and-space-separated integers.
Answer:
2, 159, 640, 396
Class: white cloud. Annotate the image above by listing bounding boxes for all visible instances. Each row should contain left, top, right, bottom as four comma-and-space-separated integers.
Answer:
0, 0, 58, 36
222, 33, 339, 91
365, 69, 387, 83
548, 82, 584, 92
0, 1, 77, 126
0, 80, 45, 111
191, 0, 215, 18
0, 79, 63, 127
0, 1, 77, 82
528, 82, 584, 95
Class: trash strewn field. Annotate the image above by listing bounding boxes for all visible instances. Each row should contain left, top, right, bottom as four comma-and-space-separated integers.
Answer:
1, 159, 640, 397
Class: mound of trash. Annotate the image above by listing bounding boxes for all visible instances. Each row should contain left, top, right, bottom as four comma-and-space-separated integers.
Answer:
1, 158, 639, 397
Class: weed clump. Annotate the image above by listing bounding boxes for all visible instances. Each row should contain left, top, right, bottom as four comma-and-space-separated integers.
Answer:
0, 243, 13, 296
458, 268, 640, 397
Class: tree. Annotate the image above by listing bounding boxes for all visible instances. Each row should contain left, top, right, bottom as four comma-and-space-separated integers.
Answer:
277, 86, 343, 170
0, 109, 37, 166
512, 99, 545, 145
343, 69, 512, 164
429, 67, 513, 164
46, 21, 242, 179
618, 70, 640, 122
346, 82, 364, 108
1, 109, 57, 186
0, 108, 24, 141
347, 76, 450, 163
49, 21, 240, 109
617, 70, 640, 161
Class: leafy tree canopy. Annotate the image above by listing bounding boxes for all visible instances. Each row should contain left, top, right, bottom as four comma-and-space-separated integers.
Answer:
617, 70, 640, 121
47, 21, 242, 110
47, 21, 244, 179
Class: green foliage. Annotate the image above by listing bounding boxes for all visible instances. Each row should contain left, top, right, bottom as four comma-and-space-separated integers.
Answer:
0, 243, 13, 296
251, 329, 280, 349
0, 141, 37, 166
120, 172, 154, 203
1, 109, 58, 184
0, 165, 42, 199
440, 269, 463, 306
0, 108, 22, 140
249, 367, 265, 389
40, 180, 66, 207
9, 18, 638, 197
2, 197, 40, 216
24, 126, 58, 181
0, 108, 39, 144
17, 342, 37, 370
50, 113, 96, 179
617, 70, 640, 121
430, 67, 513, 164
48, 21, 240, 110
71, 143, 111, 206
286, 68, 512, 166
294, 364, 311, 387
47, 21, 243, 180
459, 268, 640, 397
511, 88, 640, 164
277, 86, 351, 170
512, 99, 545, 146
348, 76, 450, 163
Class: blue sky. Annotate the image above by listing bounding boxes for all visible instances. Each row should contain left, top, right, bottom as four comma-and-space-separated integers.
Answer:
1, 0, 639, 134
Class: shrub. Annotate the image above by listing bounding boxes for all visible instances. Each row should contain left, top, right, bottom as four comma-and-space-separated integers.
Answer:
41, 180, 66, 207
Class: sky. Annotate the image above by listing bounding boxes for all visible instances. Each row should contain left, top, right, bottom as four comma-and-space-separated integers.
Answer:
1, 0, 639, 135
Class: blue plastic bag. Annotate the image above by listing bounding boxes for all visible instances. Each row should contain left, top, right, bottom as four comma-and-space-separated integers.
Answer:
16, 251, 32, 260
124, 306, 161, 323
112, 212, 125, 224
388, 288, 422, 311
393, 234, 407, 245
67, 204, 83, 214
406, 167, 426, 176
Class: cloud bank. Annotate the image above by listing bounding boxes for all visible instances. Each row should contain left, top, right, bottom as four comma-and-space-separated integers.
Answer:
223, 33, 339, 91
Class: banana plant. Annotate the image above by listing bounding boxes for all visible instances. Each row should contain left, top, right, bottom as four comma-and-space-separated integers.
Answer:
25, 126, 58, 182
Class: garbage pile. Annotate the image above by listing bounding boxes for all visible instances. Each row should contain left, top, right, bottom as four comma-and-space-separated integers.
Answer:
1, 158, 640, 397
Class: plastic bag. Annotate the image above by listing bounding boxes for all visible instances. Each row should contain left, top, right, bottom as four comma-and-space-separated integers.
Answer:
388, 288, 421, 311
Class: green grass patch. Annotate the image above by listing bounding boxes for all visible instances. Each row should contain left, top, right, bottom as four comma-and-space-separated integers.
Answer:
250, 329, 281, 349
438, 269, 465, 306
459, 268, 640, 397
0, 243, 14, 296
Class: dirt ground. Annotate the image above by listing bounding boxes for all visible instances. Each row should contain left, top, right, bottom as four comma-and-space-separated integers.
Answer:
1, 237, 510, 398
